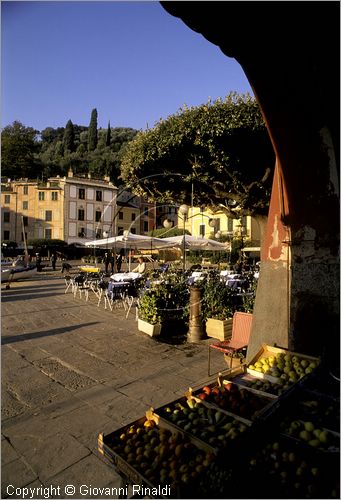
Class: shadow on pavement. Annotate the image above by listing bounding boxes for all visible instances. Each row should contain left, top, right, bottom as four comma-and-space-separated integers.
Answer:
1, 321, 100, 345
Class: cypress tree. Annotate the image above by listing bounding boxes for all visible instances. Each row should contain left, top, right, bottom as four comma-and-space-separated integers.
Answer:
88, 108, 98, 151
63, 119, 75, 154
106, 120, 111, 147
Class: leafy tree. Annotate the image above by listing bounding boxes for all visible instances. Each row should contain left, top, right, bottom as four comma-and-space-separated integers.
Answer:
120, 93, 275, 221
106, 121, 111, 147
63, 119, 75, 154
1, 121, 41, 179
88, 108, 98, 151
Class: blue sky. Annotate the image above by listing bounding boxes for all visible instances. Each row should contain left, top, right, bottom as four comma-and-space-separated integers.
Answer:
2, 1, 253, 132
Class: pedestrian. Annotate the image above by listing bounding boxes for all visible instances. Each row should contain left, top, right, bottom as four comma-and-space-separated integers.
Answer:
104, 252, 110, 274
109, 251, 116, 273
61, 260, 72, 274
36, 253, 42, 272
116, 249, 124, 272
51, 253, 57, 271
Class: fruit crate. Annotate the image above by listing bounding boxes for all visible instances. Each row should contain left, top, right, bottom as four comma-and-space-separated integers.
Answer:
150, 397, 252, 457
187, 378, 275, 422
241, 432, 340, 499
246, 343, 320, 385
98, 412, 216, 499
220, 365, 282, 399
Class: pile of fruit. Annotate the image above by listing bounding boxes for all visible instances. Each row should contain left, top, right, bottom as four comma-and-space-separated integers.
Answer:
160, 399, 249, 449
240, 378, 284, 396
108, 419, 215, 492
248, 352, 319, 385
246, 439, 339, 498
194, 382, 270, 420
280, 419, 339, 450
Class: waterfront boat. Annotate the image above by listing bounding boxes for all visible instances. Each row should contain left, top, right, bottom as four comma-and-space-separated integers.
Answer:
1, 258, 37, 283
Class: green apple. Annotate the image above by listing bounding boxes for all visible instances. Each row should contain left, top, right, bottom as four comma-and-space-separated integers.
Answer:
299, 430, 312, 441
304, 421, 315, 432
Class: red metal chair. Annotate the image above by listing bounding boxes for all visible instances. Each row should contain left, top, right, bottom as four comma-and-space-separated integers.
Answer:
208, 312, 253, 376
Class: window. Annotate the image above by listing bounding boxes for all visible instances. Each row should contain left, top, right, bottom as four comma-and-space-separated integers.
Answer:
96, 229, 101, 239
242, 215, 247, 230
21, 231, 27, 241
45, 210, 52, 221
131, 213, 136, 221
95, 211, 102, 222
23, 201, 28, 210
4, 195, 10, 204
228, 218, 233, 232
23, 216, 28, 226
79, 188, 85, 199
79, 228, 85, 238
45, 229, 52, 239
3, 230, 10, 240
23, 186, 28, 195
130, 227, 136, 234
199, 224, 206, 237
143, 221, 148, 232
96, 190, 102, 201
51, 192, 58, 201
118, 212, 123, 220
118, 227, 124, 235
78, 209, 85, 221
38, 192, 45, 201
3, 212, 10, 223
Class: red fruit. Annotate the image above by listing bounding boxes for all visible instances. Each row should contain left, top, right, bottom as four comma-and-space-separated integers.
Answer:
202, 386, 212, 395
198, 393, 207, 400
224, 382, 233, 392
211, 387, 220, 395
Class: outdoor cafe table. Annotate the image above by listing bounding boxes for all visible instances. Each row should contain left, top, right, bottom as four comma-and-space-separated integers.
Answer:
110, 272, 142, 282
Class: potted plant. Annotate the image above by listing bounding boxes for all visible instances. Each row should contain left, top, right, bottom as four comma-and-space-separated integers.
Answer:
137, 291, 162, 337
137, 273, 189, 337
202, 278, 234, 341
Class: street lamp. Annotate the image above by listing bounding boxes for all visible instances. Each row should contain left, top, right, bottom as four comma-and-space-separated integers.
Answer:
179, 204, 189, 271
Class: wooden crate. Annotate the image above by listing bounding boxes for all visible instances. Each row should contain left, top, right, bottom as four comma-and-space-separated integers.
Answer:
246, 344, 320, 383
206, 318, 233, 341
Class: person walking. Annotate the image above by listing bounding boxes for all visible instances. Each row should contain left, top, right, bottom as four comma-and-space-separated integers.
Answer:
116, 249, 124, 272
109, 251, 116, 274
51, 253, 57, 271
104, 252, 110, 274
36, 253, 42, 272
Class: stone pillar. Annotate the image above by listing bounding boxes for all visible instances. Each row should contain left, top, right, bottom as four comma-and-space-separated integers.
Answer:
187, 286, 205, 342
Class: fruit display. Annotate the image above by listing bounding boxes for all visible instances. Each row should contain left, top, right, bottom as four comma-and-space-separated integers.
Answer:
104, 417, 215, 496
233, 376, 284, 396
193, 381, 273, 420
298, 395, 340, 432
279, 419, 340, 452
157, 398, 249, 450
245, 438, 340, 499
248, 351, 319, 385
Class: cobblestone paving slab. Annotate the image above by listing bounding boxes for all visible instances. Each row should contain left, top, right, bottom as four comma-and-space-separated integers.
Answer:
46, 454, 122, 499
1, 458, 37, 499
1, 437, 19, 465
33, 357, 98, 391
8, 431, 91, 483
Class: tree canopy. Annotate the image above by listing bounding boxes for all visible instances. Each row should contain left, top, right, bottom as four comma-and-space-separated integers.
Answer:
1, 121, 41, 179
120, 92, 275, 218
2, 111, 139, 184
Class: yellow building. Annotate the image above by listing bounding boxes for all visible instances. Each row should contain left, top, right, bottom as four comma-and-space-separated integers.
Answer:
178, 205, 261, 248
1, 171, 118, 246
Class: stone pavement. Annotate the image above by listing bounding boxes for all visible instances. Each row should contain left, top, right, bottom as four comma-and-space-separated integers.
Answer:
1, 269, 232, 500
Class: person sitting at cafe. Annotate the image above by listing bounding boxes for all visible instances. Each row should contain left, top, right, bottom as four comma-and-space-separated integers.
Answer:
132, 257, 146, 274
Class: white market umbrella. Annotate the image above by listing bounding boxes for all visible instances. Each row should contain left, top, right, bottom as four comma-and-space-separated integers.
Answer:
85, 232, 172, 271
85, 232, 171, 250
161, 235, 229, 251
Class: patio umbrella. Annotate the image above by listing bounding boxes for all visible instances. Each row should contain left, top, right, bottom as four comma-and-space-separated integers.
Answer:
161, 235, 229, 251
85, 233, 172, 270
